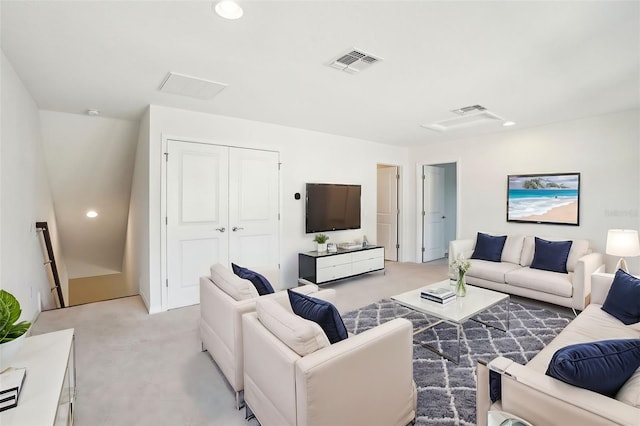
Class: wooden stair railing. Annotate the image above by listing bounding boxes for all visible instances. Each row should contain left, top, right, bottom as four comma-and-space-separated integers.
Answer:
35, 221, 65, 308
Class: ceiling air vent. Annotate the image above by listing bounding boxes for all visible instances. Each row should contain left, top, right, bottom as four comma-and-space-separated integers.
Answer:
422, 110, 505, 132
451, 105, 487, 115
159, 72, 227, 100
328, 49, 382, 74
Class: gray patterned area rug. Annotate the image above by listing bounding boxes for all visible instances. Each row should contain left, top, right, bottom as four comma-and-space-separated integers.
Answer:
341, 299, 573, 426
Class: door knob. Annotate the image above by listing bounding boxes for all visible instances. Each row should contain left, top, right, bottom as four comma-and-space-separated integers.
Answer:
232, 226, 244, 232
215, 227, 226, 232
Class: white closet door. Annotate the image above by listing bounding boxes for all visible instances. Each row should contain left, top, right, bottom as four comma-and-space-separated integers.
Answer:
377, 166, 399, 261
228, 148, 279, 272
166, 140, 229, 309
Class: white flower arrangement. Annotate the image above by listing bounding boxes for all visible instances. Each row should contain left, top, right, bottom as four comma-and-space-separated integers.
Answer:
450, 254, 471, 277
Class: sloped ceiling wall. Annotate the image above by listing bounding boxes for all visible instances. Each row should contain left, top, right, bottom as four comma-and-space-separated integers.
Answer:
39, 111, 139, 279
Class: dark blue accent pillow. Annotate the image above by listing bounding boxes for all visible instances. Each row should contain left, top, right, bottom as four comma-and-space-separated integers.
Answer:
470, 232, 507, 262
489, 370, 502, 402
231, 263, 275, 296
602, 269, 640, 325
287, 290, 348, 344
545, 339, 640, 397
530, 237, 572, 273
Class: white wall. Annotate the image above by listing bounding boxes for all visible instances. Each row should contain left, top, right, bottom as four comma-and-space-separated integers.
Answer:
138, 105, 409, 313
409, 109, 640, 273
1, 51, 68, 318
123, 108, 150, 310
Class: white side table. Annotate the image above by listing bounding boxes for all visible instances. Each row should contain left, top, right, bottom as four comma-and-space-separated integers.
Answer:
0, 328, 75, 426
488, 410, 534, 426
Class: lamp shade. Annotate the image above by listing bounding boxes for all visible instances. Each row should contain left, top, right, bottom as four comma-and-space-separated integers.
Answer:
606, 229, 640, 257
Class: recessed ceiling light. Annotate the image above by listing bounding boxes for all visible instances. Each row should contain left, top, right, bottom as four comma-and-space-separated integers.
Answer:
86, 210, 98, 218
214, 1, 243, 20
503, 121, 516, 127
87, 109, 100, 116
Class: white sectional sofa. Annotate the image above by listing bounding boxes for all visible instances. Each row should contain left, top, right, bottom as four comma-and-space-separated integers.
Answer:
476, 271, 640, 426
449, 234, 603, 311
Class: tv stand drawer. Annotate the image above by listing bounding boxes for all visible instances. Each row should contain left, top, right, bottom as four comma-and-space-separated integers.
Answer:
317, 254, 353, 268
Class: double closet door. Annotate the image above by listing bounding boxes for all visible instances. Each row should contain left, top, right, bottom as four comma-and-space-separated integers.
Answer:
166, 140, 279, 309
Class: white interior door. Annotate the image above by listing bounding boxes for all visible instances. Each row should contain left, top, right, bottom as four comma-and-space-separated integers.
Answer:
423, 165, 446, 262
166, 141, 229, 309
228, 148, 279, 270
377, 166, 398, 261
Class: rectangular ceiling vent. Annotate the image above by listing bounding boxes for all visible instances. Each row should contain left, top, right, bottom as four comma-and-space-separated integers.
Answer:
328, 49, 382, 74
451, 105, 486, 115
422, 110, 505, 132
159, 72, 227, 100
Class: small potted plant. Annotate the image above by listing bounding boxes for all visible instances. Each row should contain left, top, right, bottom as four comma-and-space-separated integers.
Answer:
313, 234, 329, 252
0, 290, 32, 370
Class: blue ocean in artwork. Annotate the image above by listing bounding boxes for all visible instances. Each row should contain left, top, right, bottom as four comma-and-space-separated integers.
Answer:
508, 189, 578, 218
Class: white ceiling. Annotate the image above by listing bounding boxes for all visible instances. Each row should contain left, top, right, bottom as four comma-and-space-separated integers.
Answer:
1, 0, 639, 280
2, 0, 639, 147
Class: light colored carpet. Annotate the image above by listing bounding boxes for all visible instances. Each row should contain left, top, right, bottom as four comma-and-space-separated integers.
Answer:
31, 259, 568, 426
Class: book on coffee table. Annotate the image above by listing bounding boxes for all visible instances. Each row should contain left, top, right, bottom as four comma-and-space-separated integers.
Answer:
420, 287, 455, 304
421, 293, 456, 304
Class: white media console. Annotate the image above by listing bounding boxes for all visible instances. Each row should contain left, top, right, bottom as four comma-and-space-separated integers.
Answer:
298, 245, 385, 285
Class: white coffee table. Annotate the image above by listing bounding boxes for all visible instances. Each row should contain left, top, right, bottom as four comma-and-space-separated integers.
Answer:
391, 280, 510, 363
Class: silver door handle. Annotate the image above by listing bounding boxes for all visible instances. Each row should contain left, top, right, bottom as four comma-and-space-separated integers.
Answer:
215, 227, 226, 232
232, 226, 244, 232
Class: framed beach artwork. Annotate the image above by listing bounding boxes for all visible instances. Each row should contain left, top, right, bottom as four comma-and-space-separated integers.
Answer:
507, 172, 580, 226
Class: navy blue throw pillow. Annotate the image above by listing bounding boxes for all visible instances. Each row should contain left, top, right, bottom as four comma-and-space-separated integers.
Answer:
530, 237, 572, 273
231, 263, 275, 296
287, 290, 348, 344
489, 370, 502, 402
545, 339, 640, 397
602, 269, 640, 325
470, 232, 507, 262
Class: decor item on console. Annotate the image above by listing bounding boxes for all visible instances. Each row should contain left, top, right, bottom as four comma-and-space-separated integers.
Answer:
476, 270, 640, 426
605, 229, 640, 273
313, 233, 329, 252
450, 254, 471, 297
0, 290, 32, 370
507, 172, 580, 226
449, 233, 603, 313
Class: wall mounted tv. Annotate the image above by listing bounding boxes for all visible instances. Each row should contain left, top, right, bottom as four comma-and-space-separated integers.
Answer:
306, 183, 361, 233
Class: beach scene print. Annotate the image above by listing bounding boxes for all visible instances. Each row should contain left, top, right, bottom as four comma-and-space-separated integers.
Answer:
508, 174, 579, 224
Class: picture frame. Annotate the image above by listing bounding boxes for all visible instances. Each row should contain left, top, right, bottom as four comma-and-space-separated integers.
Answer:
507, 172, 580, 226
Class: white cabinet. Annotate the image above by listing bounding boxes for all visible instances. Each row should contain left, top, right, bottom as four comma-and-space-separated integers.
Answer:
299, 246, 385, 285
0, 328, 75, 426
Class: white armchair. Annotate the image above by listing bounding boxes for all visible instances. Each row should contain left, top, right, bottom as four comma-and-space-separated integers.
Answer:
242, 292, 417, 426
199, 264, 318, 409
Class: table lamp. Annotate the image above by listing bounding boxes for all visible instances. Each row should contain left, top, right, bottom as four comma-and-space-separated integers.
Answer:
606, 229, 640, 273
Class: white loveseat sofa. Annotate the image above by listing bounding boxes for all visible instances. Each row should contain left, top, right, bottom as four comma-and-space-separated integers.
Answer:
242, 292, 417, 426
476, 271, 640, 425
449, 235, 603, 311
199, 264, 318, 408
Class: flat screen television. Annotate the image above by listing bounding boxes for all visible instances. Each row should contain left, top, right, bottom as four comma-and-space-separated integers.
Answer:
305, 183, 361, 233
